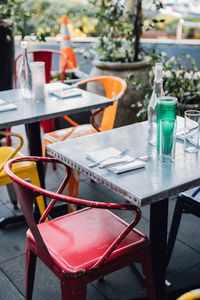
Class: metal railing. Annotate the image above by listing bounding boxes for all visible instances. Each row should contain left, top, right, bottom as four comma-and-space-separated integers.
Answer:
176, 18, 200, 40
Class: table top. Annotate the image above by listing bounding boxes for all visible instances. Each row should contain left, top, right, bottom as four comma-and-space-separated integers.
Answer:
0, 85, 113, 129
47, 121, 200, 207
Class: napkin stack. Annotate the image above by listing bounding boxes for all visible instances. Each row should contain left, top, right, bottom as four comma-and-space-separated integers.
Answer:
87, 147, 145, 174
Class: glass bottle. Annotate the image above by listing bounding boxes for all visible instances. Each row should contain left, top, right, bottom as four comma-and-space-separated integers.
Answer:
147, 62, 164, 145
18, 41, 32, 98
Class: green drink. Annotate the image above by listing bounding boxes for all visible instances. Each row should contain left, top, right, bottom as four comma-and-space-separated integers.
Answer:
157, 96, 177, 151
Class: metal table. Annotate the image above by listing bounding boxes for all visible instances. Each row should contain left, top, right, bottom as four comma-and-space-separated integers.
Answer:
47, 121, 200, 300
0, 86, 113, 227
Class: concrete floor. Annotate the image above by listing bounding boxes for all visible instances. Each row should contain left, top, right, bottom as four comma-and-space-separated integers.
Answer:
0, 124, 200, 300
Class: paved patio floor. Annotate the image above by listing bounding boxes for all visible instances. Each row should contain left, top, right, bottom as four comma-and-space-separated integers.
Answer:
0, 124, 200, 300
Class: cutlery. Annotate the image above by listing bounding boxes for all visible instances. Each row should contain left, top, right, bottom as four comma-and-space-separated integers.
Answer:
88, 148, 129, 168
99, 155, 151, 169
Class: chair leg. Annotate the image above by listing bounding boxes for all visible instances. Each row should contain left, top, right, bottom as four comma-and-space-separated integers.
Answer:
166, 196, 184, 266
42, 139, 56, 170
5, 127, 11, 146
141, 247, 156, 300
41, 119, 57, 171
67, 169, 80, 213
60, 277, 87, 300
25, 245, 37, 300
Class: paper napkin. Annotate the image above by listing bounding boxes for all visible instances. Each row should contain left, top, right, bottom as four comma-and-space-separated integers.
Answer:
46, 82, 68, 93
87, 147, 145, 174
0, 102, 17, 112
87, 147, 121, 162
109, 160, 145, 174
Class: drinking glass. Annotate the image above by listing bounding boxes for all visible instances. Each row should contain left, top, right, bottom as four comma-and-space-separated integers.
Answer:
157, 96, 177, 151
160, 118, 177, 162
184, 110, 200, 153
30, 62, 46, 100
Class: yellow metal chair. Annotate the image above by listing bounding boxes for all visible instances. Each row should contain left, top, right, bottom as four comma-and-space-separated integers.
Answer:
0, 131, 46, 216
177, 289, 200, 300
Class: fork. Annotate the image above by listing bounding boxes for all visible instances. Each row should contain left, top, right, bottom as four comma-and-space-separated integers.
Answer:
88, 148, 129, 168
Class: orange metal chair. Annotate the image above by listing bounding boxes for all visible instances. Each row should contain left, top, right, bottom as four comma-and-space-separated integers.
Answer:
42, 76, 127, 211
0, 131, 46, 216
5, 156, 156, 300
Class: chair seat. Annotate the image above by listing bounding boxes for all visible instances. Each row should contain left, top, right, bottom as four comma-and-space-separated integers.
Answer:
0, 146, 37, 185
44, 124, 98, 143
27, 207, 146, 273
180, 188, 200, 203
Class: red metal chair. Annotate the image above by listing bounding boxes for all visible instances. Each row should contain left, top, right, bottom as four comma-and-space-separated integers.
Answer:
4, 49, 68, 147
5, 156, 156, 300
14, 49, 68, 134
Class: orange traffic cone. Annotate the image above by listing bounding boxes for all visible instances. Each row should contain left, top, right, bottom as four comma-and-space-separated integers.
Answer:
60, 15, 77, 71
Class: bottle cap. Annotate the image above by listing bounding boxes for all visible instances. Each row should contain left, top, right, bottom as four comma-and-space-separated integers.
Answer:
21, 41, 27, 49
154, 62, 163, 81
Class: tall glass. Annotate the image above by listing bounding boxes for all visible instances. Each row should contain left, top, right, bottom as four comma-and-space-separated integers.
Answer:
184, 110, 200, 153
160, 118, 177, 162
157, 96, 177, 151
30, 62, 46, 101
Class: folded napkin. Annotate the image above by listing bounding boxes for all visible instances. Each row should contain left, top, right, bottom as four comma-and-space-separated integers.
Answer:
176, 117, 200, 146
46, 82, 68, 93
109, 160, 145, 174
87, 147, 145, 174
51, 89, 82, 99
0, 102, 17, 112
177, 130, 200, 146
87, 147, 120, 162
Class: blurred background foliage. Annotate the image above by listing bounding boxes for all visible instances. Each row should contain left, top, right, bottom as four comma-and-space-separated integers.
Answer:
1, 0, 200, 40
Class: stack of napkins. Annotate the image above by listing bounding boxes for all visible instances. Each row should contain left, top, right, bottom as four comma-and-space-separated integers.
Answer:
87, 147, 145, 174
46, 82, 81, 99
176, 121, 200, 146
46, 82, 68, 94
0, 99, 17, 112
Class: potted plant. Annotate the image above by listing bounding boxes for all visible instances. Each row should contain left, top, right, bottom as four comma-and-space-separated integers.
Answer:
78, 0, 163, 127
136, 52, 200, 121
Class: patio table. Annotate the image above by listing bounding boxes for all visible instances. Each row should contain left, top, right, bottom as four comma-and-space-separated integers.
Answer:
47, 121, 200, 300
0, 85, 113, 227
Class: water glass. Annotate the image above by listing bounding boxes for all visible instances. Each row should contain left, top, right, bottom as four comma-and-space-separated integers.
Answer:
160, 118, 177, 162
157, 96, 177, 151
184, 110, 200, 153
30, 62, 46, 100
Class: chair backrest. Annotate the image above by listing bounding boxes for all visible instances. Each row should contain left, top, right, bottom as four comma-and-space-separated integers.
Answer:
5, 156, 141, 270
0, 131, 23, 172
77, 76, 127, 131
14, 49, 68, 88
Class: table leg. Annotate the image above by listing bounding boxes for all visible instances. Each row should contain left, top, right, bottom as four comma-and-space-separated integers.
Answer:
25, 122, 45, 188
150, 198, 168, 300
25, 122, 69, 218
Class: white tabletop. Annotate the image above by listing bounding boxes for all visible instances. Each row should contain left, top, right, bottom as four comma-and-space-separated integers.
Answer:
0, 84, 113, 129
